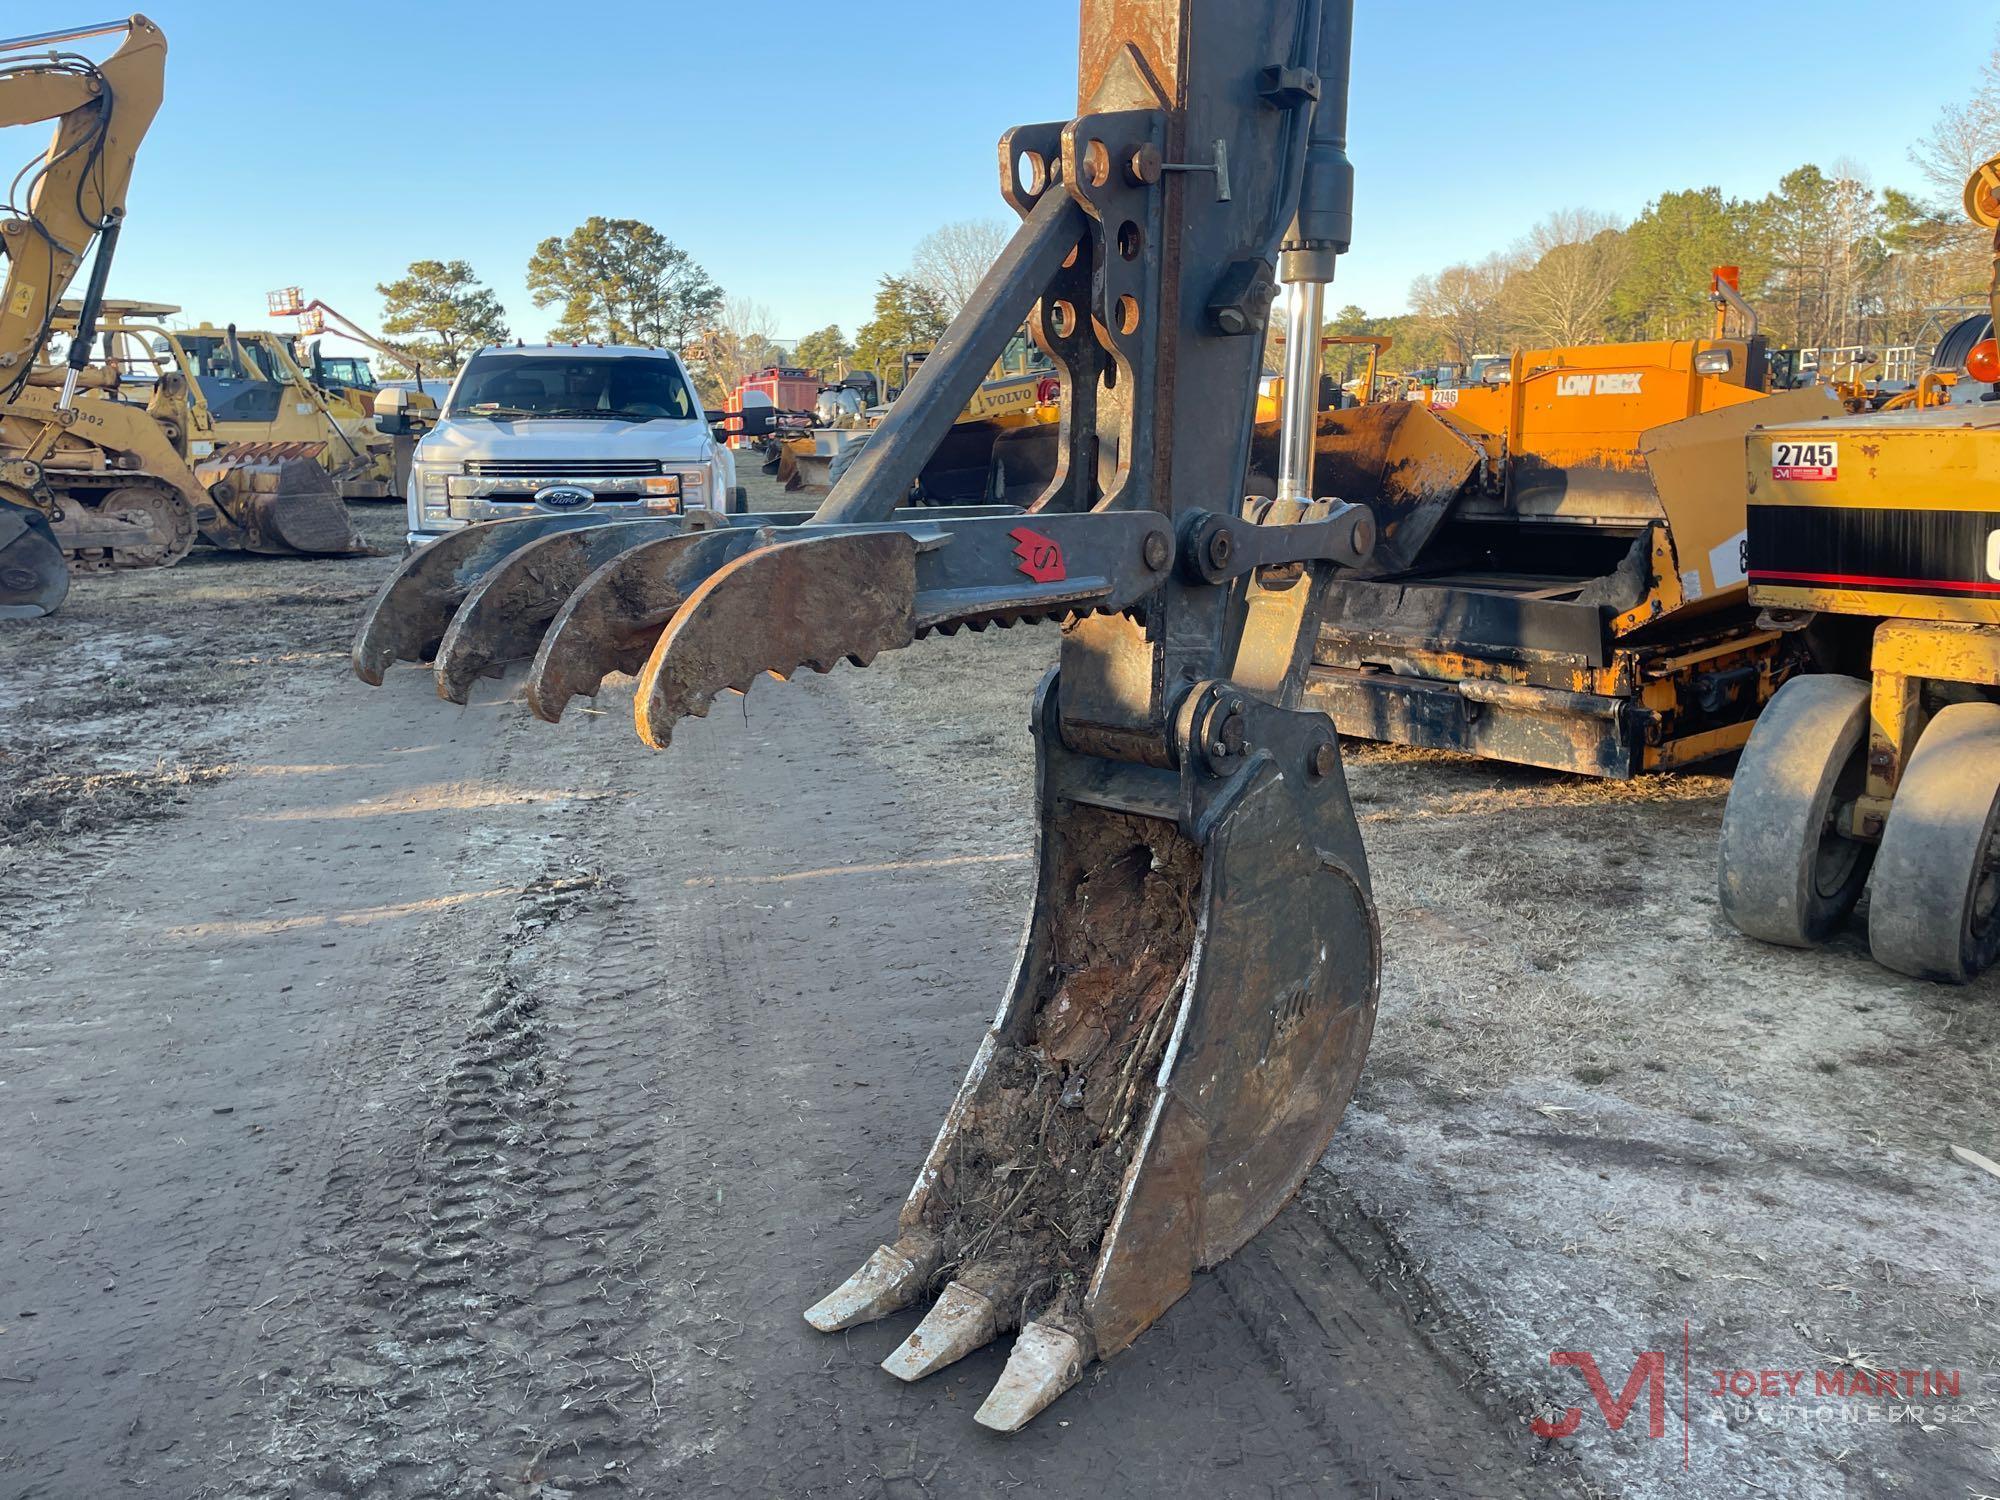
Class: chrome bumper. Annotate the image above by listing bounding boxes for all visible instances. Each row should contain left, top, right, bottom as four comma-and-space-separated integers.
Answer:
444, 473, 703, 524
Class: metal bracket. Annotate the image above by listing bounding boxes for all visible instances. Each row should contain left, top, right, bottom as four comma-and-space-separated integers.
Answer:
1180, 501, 1376, 585
1155, 139, 1231, 201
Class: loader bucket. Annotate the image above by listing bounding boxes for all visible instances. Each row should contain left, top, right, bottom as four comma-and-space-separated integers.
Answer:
197, 445, 369, 557
786, 449, 836, 493
0, 500, 69, 619
1256, 403, 1480, 576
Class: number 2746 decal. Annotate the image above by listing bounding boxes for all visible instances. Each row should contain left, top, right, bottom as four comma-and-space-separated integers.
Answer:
1770, 441, 1838, 481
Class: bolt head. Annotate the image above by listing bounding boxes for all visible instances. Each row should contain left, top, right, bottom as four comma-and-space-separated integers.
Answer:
1310, 742, 1338, 779
1142, 532, 1170, 570
1128, 144, 1163, 185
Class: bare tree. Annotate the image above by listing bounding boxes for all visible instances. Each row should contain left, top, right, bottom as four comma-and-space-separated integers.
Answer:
1507, 209, 1629, 346
1410, 254, 1518, 362
691, 296, 783, 404
1911, 31, 2000, 206
910, 219, 1011, 314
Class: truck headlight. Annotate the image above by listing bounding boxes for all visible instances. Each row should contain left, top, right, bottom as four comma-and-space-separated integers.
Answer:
417, 468, 462, 526
676, 467, 710, 509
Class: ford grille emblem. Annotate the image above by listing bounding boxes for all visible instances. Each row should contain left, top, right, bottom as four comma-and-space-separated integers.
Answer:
533, 485, 593, 511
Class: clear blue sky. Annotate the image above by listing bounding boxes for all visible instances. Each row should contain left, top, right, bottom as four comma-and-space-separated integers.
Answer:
9, 2, 1993, 356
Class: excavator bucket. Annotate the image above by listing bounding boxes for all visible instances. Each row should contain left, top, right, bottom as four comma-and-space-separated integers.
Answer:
0, 499, 69, 619
196, 444, 368, 558
347, 0, 1382, 1432
797, 674, 1376, 1429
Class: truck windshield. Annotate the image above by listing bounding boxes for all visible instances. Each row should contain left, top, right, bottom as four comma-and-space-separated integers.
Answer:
448, 354, 696, 421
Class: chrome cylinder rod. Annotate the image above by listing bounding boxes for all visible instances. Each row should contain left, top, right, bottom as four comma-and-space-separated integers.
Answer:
1276, 280, 1325, 505
1, 19, 131, 54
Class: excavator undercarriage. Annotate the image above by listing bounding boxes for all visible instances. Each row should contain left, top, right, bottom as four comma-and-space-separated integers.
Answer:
353, 0, 1380, 1430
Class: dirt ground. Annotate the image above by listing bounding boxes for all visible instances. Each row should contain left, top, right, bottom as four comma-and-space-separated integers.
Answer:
1, 476, 1995, 1500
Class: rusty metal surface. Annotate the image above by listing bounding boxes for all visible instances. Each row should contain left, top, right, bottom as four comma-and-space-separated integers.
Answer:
1079, 1, 1183, 108
342, 0, 1388, 1434
432, 521, 680, 705
196, 452, 364, 557
837, 676, 1377, 1372
351, 515, 682, 685
633, 532, 920, 749
523, 529, 761, 723
1268, 402, 1478, 575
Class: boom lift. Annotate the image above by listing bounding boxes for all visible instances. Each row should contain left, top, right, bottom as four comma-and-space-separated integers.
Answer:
0, 17, 363, 619
353, 0, 1379, 1429
1719, 154, 2000, 983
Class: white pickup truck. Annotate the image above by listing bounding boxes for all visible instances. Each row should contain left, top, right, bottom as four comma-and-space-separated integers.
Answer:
385, 343, 744, 550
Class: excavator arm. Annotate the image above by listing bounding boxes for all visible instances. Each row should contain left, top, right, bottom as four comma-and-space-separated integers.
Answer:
351, 0, 1379, 1430
0, 16, 165, 616
0, 16, 165, 389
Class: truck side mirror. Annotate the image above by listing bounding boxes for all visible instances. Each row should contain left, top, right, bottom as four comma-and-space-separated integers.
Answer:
712, 408, 777, 441
374, 385, 437, 437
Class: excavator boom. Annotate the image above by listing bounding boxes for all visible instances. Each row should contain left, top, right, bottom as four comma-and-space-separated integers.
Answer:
0, 15, 166, 613
351, 0, 1380, 1431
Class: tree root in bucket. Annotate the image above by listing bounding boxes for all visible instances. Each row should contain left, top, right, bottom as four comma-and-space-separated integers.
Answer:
924, 808, 1201, 1334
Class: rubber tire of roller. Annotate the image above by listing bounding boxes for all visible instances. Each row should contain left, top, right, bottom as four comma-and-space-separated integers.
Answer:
1718, 674, 1875, 948
1867, 701, 2000, 984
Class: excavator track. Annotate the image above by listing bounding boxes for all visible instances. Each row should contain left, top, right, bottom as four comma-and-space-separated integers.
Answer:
47, 477, 199, 572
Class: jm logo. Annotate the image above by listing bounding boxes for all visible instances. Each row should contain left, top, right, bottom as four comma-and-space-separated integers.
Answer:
1531, 1351, 1668, 1440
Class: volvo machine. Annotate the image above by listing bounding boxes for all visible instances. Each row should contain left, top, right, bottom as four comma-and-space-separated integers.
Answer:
1719, 154, 2000, 984
353, 0, 1381, 1431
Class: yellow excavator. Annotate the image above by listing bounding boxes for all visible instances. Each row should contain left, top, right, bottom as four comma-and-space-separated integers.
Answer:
779, 330, 1062, 502
0, 16, 362, 620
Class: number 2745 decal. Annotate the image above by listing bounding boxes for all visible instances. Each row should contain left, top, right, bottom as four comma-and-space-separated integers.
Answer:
1771, 441, 1838, 481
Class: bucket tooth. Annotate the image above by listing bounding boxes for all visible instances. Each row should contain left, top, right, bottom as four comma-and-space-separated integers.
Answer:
432, 520, 674, 704
803, 1235, 938, 1333
353, 514, 676, 685
975, 1323, 1087, 1432
523, 528, 761, 723
633, 531, 919, 749
880, 1281, 999, 1383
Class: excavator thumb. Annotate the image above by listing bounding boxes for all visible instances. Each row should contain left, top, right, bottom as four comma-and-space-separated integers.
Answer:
197, 444, 369, 558
348, 0, 1379, 1431
0, 498, 69, 618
